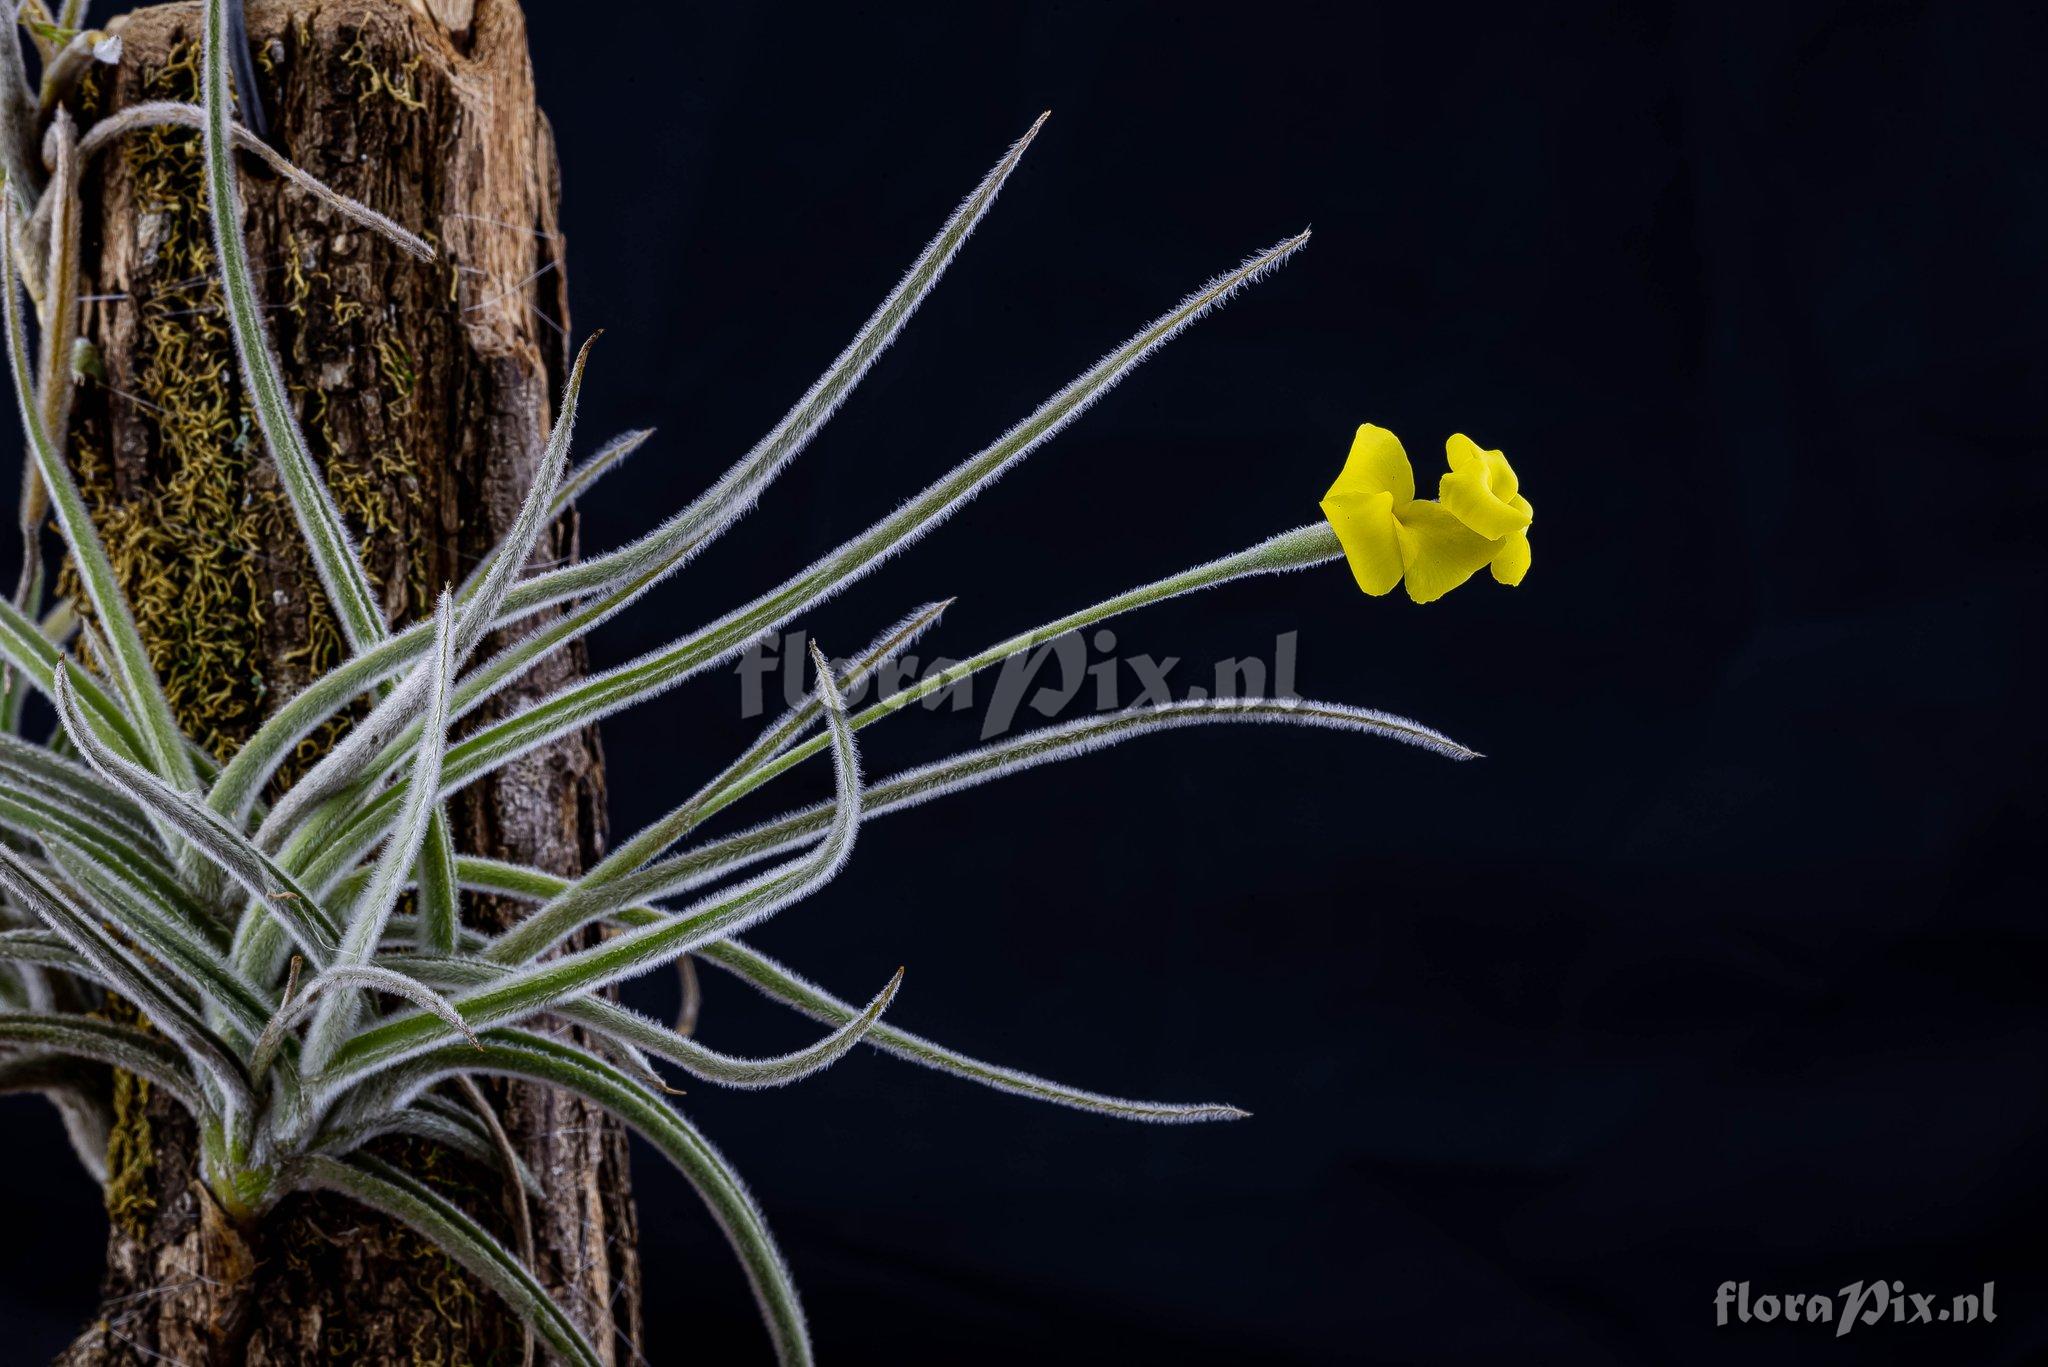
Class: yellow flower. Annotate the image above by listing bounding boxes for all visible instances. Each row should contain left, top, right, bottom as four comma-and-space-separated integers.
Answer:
1318, 424, 1532, 603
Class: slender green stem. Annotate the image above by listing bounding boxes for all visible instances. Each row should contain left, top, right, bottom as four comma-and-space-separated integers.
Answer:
694, 522, 1341, 825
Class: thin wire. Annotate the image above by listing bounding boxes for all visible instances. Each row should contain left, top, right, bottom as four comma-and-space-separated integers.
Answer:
446, 210, 561, 241
463, 259, 556, 315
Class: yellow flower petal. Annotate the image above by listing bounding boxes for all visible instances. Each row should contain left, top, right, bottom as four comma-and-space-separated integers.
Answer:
1327, 423, 1416, 505
1392, 499, 1500, 604
1444, 432, 1518, 498
1490, 527, 1531, 586
1439, 433, 1532, 540
1322, 424, 1536, 603
1320, 488, 1404, 595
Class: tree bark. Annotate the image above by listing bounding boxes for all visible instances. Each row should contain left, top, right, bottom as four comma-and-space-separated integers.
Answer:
49, 0, 641, 1360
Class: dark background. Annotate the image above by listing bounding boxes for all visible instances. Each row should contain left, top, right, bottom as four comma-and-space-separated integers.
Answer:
5, 1, 2047, 1363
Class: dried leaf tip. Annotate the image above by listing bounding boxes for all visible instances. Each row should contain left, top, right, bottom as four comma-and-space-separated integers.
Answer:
807, 639, 847, 712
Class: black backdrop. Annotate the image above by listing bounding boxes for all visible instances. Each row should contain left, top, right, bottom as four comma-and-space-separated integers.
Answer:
4, 2, 2045, 1363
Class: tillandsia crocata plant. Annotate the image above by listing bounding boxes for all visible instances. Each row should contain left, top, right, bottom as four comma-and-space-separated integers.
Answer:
0, 0, 1532, 1361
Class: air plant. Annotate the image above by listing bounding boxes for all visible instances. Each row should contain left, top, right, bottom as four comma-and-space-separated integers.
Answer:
0, 0, 1531, 1361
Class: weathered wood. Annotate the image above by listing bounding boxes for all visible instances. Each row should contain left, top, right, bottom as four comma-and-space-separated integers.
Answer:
51, 0, 640, 1360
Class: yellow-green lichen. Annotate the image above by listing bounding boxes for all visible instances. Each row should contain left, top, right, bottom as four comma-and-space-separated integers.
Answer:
63, 39, 275, 758
341, 34, 428, 113
100, 1000, 155, 1239
73, 58, 105, 119
65, 40, 429, 777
